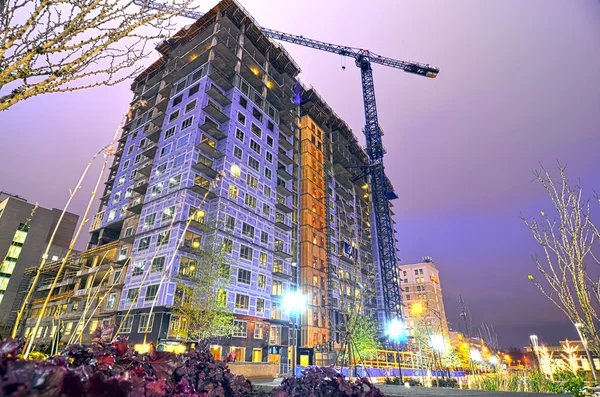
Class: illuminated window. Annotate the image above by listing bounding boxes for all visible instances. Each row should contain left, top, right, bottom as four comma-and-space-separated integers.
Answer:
246, 174, 258, 189
13, 230, 27, 244
257, 298, 265, 313
272, 281, 282, 296
258, 275, 266, 289
254, 323, 263, 339
169, 174, 181, 190
89, 320, 98, 334
229, 185, 239, 199
235, 294, 249, 310
259, 252, 267, 266
230, 164, 241, 179
0, 259, 16, 275
245, 194, 257, 209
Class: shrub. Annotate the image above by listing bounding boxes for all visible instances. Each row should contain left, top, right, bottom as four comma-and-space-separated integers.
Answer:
271, 366, 385, 397
431, 378, 458, 388
0, 327, 253, 397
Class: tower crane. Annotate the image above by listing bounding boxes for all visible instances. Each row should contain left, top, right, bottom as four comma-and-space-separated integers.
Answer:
135, 0, 439, 325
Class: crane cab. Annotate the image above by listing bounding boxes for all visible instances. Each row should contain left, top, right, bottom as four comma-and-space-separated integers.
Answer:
406, 61, 439, 78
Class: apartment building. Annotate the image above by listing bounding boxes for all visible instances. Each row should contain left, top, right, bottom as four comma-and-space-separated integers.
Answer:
21, 0, 401, 371
0, 192, 78, 335
399, 257, 449, 341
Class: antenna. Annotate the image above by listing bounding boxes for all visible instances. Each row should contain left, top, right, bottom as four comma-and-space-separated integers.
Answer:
459, 294, 472, 340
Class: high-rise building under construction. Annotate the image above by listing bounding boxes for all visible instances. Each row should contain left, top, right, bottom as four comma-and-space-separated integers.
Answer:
23, 0, 400, 373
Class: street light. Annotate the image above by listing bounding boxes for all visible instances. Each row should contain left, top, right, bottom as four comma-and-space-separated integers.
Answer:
282, 291, 306, 377
575, 323, 598, 384
385, 319, 407, 383
470, 349, 482, 362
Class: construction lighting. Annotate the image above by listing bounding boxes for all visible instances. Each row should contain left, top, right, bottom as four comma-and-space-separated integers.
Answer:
385, 319, 406, 342
282, 291, 306, 313
470, 349, 483, 362
429, 335, 446, 352
489, 356, 499, 365
362, 184, 368, 190
134, 343, 152, 354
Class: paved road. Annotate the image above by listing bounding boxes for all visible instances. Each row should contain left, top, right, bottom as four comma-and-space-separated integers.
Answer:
252, 379, 572, 396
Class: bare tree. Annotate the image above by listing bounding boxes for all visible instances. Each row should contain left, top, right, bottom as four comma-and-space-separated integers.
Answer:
0, 0, 198, 111
523, 163, 600, 356
478, 322, 499, 353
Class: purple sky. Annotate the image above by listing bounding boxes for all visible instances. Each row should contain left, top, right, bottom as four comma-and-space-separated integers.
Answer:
1, 0, 600, 348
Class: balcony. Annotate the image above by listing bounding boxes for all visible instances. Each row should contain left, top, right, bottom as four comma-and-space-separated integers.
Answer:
178, 232, 203, 255
149, 111, 166, 129
127, 198, 144, 214
279, 133, 293, 151
274, 241, 292, 259
188, 208, 211, 232
278, 149, 293, 166
145, 125, 161, 143
192, 154, 219, 178
336, 184, 352, 201
279, 120, 294, 137
155, 94, 169, 113
275, 212, 292, 231
206, 83, 231, 107
197, 136, 224, 159
137, 161, 153, 177
199, 118, 226, 140
202, 101, 229, 124
141, 142, 158, 159
191, 175, 216, 198
90, 211, 104, 232
275, 195, 292, 213
277, 164, 293, 181
31, 290, 73, 305
276, 182, 292, 197
132, 179, 149, 195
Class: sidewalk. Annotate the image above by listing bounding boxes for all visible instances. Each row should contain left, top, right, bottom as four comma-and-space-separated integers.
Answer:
252, 379, 572, 397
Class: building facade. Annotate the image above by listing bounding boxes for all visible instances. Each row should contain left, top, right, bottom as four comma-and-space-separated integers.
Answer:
400, 258, 448, 342
0, 192, 78, 335
22, 0, 400, 372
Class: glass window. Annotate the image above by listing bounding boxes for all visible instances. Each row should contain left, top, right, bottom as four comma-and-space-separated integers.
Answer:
185, 100, 197, 113
258, 275, 266, 289
138, 237, 150, 251
169, 110, 180, 123
233, 146, 243, 160
173, 154, 185, 167
145, 285, 159, 302
235, 128, 244, 142
240, 245, 252, 260
233, 320, 247, 337
151, 257, 165, 273
237, 268, 251, 284
254, 323, 263, 339
138, 313, 155, 332
250, 139, 260, 154
256, 298, 265, 313
164, 126, 176, 140
237, 112, 246, 125
177, 134, 190, 148
169, 174, 181, 189
245, 194, 257, 209
181, 116, 193, 130
235, 294, 249, 310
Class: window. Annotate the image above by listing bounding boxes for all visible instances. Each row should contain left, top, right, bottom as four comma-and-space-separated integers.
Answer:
259, 252, 267, 266
267, 120, 274, 131
117, 176, 125, 187
132, 260, 145, 276
265, 152, 273, 163
126, 289, 138, 305
230, 164, 241, 178
237, 112, 246, 125
151, 182, 163, 197
260, 231, 269, 245
235, 128, 244, 142
248, 156, 259, 171
256, 298, 265, 313
237, 268, 251, 284
177, 134, 189, 148
250, 123, 262, 138
185, 100, 197, 113
223, 238, 233, 254
226, 215, 235, 230
120, 316, 133, 333
129, 170, 137, 181
127, 145, 134, 155
262, 203, 270, 216
175, 80, 186, 93
106, 293, 117, 310
254, 323, 263, 339
151, 257, 165, 273
155, 163, 167, 176
266, 136, 274, 147
181, 116, 193, 130
145, 285, 159, 302
264, 168, 272, 180
419, 269, 424, 275
263, 185, 271, 198
245, 194, 257, 209
138, 314, 155, 333
414, 270, 419, 275
189, 83, 200, 96
406, 295, 411, 300
138, 237, 150, 251
144, 213, 156, 228
239, 96, 247, 108
235, 294, 249, 310
246, 174, 258, 189
229, 185, 239, 199
164, 126, 176, 140
173, 94, 183, 106
240, 245, 252, 260
233, 320, 247, 337
169, 174, 181, 189
252, 107, 262, 122
160, 144, 172, 158
272, 281, 282, 296
123, 159, 130, 170
258, 274, 266, 289
242, 222, 255, 238
233, 146, 243, 160
250, 139, 261, 154
169, 110, 180, 123
173, 154, 185, 167
112, 192, 121, 204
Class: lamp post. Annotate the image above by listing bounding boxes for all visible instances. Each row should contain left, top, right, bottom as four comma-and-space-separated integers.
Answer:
385, 319, 406, 384
282, 291, 306, 377
575, 323, 598, 383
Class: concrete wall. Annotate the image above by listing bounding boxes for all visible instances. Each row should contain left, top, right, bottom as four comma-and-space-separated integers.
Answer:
228, 362, 278, 380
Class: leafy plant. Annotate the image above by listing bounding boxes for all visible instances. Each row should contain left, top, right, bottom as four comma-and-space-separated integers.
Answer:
271, 366, 384, 397
0, 326, 253, 397
431, 378, 458, 388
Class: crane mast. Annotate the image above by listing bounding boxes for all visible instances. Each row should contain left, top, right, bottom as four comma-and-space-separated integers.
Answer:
134, 0, 439, 325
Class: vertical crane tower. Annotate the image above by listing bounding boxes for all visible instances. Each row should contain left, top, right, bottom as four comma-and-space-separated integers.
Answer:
135, 0, 440, 325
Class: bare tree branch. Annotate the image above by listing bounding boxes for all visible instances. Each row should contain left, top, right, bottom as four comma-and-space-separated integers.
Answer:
0, 0, 198, 111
